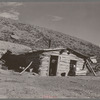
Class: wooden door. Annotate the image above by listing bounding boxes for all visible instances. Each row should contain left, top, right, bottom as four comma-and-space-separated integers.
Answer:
49, 56, 58, 76
68, 60, 77, 76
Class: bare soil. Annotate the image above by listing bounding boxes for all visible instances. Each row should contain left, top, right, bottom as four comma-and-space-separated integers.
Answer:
0, 71, 100, 99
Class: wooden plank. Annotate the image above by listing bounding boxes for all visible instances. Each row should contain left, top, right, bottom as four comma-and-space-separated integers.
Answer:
77, 63, 84, 65
61, 55, 68, 57
60, 61, 67, 64
86, 59, 97, 76
60, 59, 68, 62
77, 64, 84, 67
61, 57, 68, 60
20, 61, 33, 75
52, 52, 59, 54
76, 73, 86, 76
58, 67, 67, 70
60, 60, 69, 62
59, 63, 67, 66
60, 63, 67, 66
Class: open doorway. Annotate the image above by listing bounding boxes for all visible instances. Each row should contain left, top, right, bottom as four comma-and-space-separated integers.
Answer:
68, 60, 77, 76
49, 55, 58, 76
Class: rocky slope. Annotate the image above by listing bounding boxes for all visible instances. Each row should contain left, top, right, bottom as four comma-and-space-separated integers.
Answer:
0, 17, 100, 62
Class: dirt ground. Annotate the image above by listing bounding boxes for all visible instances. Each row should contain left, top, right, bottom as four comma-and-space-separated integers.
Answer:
0, 71, 100, 99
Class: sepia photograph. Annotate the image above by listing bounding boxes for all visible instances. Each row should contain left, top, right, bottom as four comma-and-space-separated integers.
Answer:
0, 0, 99, 99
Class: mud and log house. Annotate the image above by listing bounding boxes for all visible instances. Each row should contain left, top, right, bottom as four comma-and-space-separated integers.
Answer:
25, 48, 96, 76
0, 48, 97, 76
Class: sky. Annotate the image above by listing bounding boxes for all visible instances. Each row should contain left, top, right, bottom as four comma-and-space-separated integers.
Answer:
0, 1, 100, 46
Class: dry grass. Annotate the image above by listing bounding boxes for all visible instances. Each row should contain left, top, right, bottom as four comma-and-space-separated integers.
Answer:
0, 71, 99, 98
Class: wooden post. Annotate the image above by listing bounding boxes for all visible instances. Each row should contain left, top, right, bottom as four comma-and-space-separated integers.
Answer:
86, 59, 97, 76
82, 61, 86, 70
20, 61, 33, 75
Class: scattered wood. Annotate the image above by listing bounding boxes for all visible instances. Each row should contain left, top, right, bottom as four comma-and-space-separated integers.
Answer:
20, 61, 33, 75
76, 70, 87, 76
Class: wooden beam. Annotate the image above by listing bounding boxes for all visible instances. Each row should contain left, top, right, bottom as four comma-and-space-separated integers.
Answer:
20, 61, 33, 75
86, 59, 97, 76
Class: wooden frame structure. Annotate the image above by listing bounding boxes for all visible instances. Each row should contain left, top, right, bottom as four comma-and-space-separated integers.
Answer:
35, 48, 97, 76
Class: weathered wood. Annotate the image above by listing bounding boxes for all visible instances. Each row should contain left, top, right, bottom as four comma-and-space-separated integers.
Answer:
59, 66, 68, 70
86, 59, 97, 76
61, 53, 68, 56
77, 63, 84, 65
76, 72, 86, 74
40, 65, 49, 67
60, 59, 68, 62
51, 51, 59, 54
61, 56, 70, 58
60, 62, 67, 66
20, 61, 33, 75
58, 67, 66, 70
37, 47, 87, 76
60, 63, 68, 66
60, 59, 69, 61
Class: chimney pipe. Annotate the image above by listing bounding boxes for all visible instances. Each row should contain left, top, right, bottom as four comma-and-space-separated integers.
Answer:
49, 39, 51, 48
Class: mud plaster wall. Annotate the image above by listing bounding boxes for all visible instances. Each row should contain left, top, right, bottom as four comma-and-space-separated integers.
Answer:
0, 51, 41, 73
25, 52, 41, 73
39, 51, 86, 76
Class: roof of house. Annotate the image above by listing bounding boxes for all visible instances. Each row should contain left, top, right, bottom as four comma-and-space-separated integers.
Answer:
28, 47, 93, 59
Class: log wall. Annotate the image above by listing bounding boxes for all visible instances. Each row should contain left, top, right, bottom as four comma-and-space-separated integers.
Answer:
39, 50, 87, 76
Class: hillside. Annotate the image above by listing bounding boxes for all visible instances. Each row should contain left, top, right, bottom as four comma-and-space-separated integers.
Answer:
0, 41, 32, 55
0, 17, 100, 62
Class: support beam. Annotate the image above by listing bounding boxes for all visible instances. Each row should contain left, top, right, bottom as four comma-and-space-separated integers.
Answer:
20, 61, 33, 75
86, 59, 97, 76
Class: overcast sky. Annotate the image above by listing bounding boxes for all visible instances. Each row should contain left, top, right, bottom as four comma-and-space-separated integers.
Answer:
0, 1, 100, 46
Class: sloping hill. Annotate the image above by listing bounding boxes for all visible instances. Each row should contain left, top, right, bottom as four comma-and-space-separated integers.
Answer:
0, 17, 100, 62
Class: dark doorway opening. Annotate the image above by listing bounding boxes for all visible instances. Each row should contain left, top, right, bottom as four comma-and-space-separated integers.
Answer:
49, 55, 58, 76
68, 60, 77, 76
